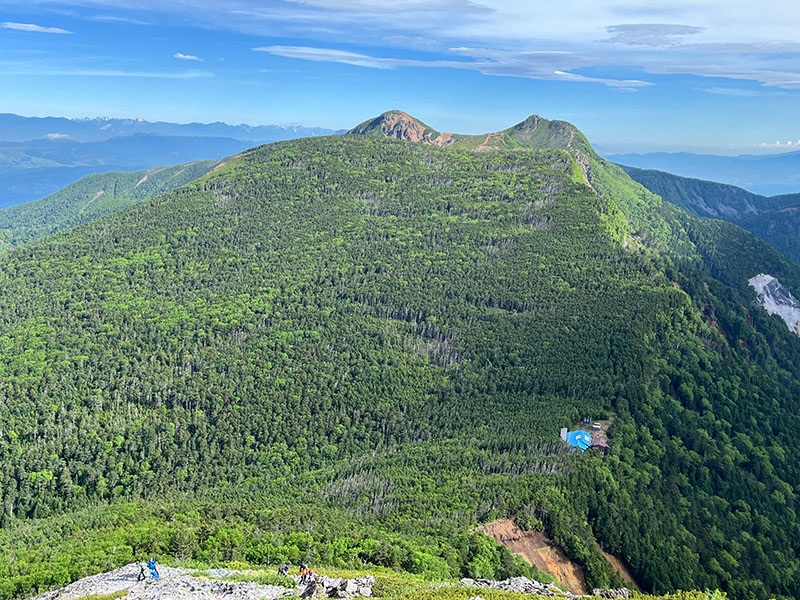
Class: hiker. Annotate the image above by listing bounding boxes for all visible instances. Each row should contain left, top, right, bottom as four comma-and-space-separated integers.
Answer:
137, 562, 147, 582
147, 557, 160, 580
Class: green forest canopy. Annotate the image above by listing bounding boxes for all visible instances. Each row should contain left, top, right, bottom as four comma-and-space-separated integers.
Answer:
0, 122, 798, 600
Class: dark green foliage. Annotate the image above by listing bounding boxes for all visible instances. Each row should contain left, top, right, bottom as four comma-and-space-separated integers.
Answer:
619, 166, 793, 220
739, 207, 800, 264
0, 132, 799, 600
0, 160, 218, 246
622, 165, 800, 263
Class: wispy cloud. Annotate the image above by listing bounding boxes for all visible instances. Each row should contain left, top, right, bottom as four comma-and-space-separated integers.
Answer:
45, 132, 70, 140
703, 87, 783, 97
757, 140, 800, 148
2, 21, 73, 34
605, 24, 703, 47
256, 45, 652, 88
90, 14, 150, 25
174, 52, 203, 62
0, 63, 213, 79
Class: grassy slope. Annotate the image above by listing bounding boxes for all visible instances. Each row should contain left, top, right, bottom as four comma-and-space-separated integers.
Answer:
0, 160, 219, 246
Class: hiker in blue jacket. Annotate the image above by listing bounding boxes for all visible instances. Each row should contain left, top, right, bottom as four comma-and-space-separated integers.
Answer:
147, 557, 160, 580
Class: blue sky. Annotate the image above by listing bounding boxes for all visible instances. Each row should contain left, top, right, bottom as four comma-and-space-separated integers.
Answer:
1, 0, 799, 153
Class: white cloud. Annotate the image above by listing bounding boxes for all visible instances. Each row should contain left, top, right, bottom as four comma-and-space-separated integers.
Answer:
45, 132, 70, 139
0, 63, 213, 79
2, 21, 72, 34
174, 52, 203, 62
757, 140, 800, 148
605, 24, 703, 46
90, 14, 150, 25
257, 45, 652, 88
703, 87, 783, 97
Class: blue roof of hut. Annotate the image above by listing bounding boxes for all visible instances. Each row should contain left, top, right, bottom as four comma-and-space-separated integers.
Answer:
565, 430, 592, 452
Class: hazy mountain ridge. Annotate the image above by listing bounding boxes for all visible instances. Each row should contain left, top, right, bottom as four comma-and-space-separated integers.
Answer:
0, 113, 338, 143
609, 150, 800, 196
1, 112, 799, 600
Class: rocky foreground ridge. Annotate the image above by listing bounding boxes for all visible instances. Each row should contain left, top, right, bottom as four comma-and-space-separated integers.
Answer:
34, 564, 634, 600
459, 577, 629, 599
34, 563, 376, 600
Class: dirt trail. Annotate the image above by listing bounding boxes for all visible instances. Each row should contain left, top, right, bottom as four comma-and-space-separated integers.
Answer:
476, 131, 503, 151
482, 520, 588, 594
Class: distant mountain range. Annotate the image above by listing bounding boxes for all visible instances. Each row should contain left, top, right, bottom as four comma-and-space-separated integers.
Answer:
608, 150, 800, 196
622, 165, 800, 262
0, 113, 338, 143
0, 113, 339, 208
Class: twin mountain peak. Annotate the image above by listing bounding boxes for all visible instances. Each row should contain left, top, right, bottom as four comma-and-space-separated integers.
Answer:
347, 110, 593, 155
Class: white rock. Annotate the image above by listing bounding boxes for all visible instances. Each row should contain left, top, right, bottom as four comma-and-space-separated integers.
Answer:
749, 273, 800, 335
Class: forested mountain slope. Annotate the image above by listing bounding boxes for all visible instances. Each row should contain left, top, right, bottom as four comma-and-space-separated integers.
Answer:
622, 165, 800, 262
0, 160, 219, 247
0, 114, 799, 600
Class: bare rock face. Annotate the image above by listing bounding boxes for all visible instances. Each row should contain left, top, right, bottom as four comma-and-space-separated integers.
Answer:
592, 589, 630, 599
347, 111, 455, 147
748, 273, 800, 335
373, 112, 429, 143
301, 575, 376, 598
460, 575, 578, 598
299, 580, 325, 598
460, 575, 628, 599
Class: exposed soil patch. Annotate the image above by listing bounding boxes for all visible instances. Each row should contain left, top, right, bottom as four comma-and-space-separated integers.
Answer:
601, 550, 640, 590
482, 520, 588, 594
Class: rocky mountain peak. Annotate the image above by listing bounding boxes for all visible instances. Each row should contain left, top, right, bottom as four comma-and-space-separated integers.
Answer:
347, 110, 455, 146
